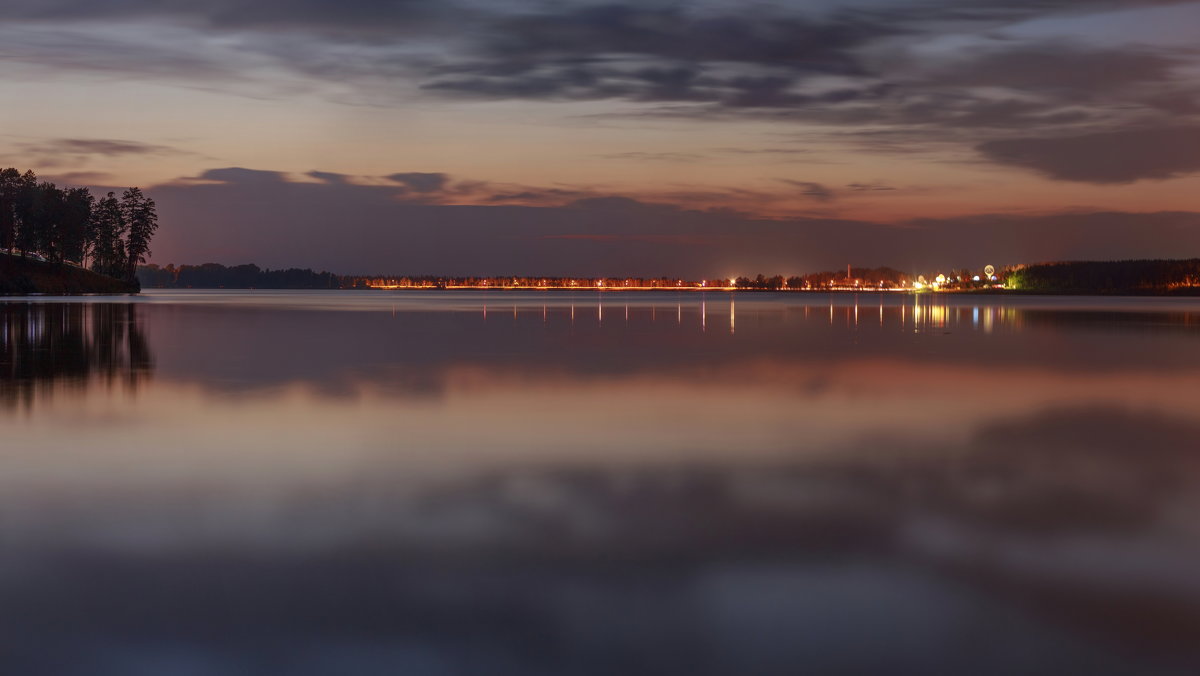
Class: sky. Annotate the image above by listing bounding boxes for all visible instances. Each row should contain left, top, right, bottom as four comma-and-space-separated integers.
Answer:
2, 0, 1199, 276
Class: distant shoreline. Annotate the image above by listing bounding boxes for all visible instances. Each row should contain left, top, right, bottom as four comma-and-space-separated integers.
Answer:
129, 259, 1200, 297
130, 286, 1200, 298
343, 287, 1200, 296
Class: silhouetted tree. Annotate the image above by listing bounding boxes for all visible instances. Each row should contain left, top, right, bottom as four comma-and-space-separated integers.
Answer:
0, 168, 156, 284
12, 171, 40, 257
0, 168, 23, 252
19, 181, 64, 262
121, 187, 157, 281
90, 192, 126, 277
59, 187, 94, 266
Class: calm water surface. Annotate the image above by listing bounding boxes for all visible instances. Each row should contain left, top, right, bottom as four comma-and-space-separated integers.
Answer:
3, 289, 1200, 675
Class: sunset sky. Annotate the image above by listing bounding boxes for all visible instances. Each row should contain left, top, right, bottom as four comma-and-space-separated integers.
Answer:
3, 0, 1199, 275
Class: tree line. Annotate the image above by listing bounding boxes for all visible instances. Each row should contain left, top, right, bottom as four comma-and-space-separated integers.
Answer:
138, 263, 341, 289
734, 267, 913, 290
0, 168, 158, 282
1007, 260, 1200, 293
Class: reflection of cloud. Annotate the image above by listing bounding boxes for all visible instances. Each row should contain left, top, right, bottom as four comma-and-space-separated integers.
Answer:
4, 400, 1200, 673
6, 294, 1200, 670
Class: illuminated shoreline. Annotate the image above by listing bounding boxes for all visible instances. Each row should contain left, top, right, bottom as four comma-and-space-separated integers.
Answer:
361, 284, 996, 293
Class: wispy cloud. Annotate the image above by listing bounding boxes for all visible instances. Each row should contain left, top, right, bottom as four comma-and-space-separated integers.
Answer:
21, 138, 189, 157
598, 151, 707, 162
780, 180, 835, 203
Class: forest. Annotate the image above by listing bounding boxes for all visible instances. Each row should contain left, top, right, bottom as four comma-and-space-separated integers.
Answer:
1006, 260, 1200, 294
0, 168, 158, 283
137, 263, 341, 289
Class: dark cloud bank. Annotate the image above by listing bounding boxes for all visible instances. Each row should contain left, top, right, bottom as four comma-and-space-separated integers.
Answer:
977, 126, 1200, 184
7, 0, 1200, 184
146, 168, 1200, 276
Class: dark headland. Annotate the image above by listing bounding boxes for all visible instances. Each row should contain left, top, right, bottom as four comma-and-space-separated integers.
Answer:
0, 254, 138, 295
0, 167, 158, 295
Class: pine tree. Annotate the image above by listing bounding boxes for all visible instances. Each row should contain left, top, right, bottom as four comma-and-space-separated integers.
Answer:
91, 192, 126, 277
121, 187, 157, 281
12, 170, 40, 257
0, 168, 22, 253
60, 187, 94, 266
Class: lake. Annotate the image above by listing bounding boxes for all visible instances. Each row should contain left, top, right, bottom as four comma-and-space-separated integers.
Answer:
3, 289, 1200, 675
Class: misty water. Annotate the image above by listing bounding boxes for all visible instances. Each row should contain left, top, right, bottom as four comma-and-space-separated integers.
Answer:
3, 289, 1200, 675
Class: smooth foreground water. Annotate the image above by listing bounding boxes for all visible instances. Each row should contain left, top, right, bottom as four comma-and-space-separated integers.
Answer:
3, 289, 1200, 675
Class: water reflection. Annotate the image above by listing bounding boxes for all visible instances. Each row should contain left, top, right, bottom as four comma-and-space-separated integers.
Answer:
2, 292, 1200, 675
0, 303, 152, 409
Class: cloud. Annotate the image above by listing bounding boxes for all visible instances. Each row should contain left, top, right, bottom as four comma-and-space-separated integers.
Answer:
860, 0, 1193, 24
39, 171, 116, 185
977, 126, 1200, 183
8, 137, 197, 172
424, 62, 864, 108
4, 0, 1184, 34
307, 170, 351, 184
197, 167, 290, 183
780, 180, 835, 202
21, 138, 186, 157
926, 45, 1181, 94
6, 1, 1195, 192
0, 22, 241, 82
486, 188, 595, 205
599, 151, 707, 162
469, 5, 886, 72
714, 147, 817, 156
419, 4, 899, 107
3, 1, 1195, 139
145, 166, 1200, 275
0, 0, 452, 36
12, 137, 194, 169
387, 172, 449, 193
